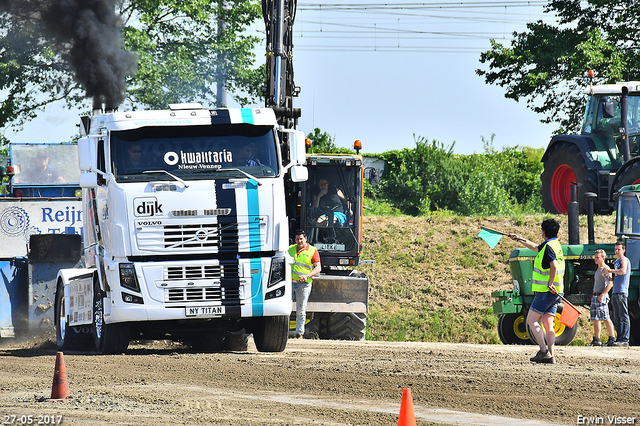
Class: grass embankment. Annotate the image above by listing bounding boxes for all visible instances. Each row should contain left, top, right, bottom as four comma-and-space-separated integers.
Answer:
359, 214, 617, 345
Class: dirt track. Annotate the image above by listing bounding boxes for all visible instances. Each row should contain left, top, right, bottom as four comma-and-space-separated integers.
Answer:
1, 338, 639, 426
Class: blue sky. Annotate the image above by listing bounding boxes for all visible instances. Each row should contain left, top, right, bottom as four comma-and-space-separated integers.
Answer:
5, 1, 558, 156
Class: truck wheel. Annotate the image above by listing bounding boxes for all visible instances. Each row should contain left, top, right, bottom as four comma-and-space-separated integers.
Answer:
327, 313, 366, 340
541, 143, 599, 214
497, 313, 533, 345
92, 282, 130, 354
253, 316, 288, 352
55, 282, 90, 351
526, 307, 578, 346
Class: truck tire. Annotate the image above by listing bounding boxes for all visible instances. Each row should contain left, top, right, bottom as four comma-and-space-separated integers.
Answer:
253, 316, 288, 352
541, 143, 598, 214
327, 313, 366, 340
526, 307, 578, 346
92, 282, 130, 354
55, 281, 90, 351
497, 313, 533, 345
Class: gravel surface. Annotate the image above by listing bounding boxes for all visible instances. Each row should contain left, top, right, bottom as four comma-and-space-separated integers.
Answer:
1, 337, 639, 425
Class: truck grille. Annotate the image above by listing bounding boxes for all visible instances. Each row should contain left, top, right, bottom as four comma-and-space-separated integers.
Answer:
136, 220, 239, 252
162, 262, 241, 303
166, 265, 224, 280
166, 286, 240, 303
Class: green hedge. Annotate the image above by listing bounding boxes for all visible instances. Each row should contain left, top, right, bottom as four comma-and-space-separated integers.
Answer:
365, 136, 545, 216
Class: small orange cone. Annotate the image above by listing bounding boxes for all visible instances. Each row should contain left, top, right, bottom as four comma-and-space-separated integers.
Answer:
47, 352, 70, 401
398, 388, 417, 426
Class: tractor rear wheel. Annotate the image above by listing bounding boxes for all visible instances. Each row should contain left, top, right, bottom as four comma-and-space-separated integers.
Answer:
541, 143, 599, 214
614, 161, 640, 194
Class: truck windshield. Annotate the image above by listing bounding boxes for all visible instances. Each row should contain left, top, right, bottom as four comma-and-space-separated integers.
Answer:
111, 124, 279, 182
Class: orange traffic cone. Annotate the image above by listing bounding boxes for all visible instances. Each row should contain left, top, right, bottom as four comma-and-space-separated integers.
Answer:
398, 388, 417, 426
47, 352, 70, 401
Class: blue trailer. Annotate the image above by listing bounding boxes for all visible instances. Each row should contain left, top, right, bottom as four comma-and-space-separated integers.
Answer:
0, 143, 82, 340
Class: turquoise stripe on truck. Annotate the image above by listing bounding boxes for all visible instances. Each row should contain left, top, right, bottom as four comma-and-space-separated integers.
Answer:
241, 108, 254, 124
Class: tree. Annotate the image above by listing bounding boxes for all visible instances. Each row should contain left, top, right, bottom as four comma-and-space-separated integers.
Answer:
476, 0, 634, 134
121, 0, 264, 109
306, 128, 354, 154
0, 0, 263, 139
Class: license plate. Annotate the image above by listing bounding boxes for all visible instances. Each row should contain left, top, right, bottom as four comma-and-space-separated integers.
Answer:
185, 306, 225, 317
316, 243, 345, 251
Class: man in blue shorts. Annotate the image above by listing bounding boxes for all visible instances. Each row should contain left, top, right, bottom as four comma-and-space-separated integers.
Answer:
510, 218, 564, 364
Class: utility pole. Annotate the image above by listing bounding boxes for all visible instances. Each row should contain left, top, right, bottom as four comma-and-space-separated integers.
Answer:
216, 0, 227, 108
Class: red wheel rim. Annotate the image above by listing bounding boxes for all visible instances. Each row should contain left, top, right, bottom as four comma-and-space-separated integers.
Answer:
550, 164, 575, 214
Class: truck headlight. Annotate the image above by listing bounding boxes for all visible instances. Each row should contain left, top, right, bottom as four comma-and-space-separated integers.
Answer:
119, 263, 141, 292
268, 257, 285, 288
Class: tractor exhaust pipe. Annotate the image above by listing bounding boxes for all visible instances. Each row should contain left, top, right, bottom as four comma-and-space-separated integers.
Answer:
621, 86, 631, 162
568, 183, 580, 245
585, 192, 598, 244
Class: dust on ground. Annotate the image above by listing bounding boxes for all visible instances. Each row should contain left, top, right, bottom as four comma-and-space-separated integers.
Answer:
0, 215, 630, 425
1, 338, 639, 425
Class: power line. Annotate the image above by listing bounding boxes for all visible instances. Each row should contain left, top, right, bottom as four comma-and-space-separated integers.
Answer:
292, 1, 551, 53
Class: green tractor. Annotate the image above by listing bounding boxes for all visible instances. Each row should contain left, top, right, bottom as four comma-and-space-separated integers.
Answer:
541, 79, 640, 215
493, 186, 640, 346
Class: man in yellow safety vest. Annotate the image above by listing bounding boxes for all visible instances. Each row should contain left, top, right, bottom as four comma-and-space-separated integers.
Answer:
510, 218, 564, 364
289, 229, 321, 339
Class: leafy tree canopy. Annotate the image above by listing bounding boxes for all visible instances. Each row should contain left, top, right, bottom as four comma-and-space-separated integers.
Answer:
306, 127, 355, 154
0, 0, 263, 138
477, 0, 635, 134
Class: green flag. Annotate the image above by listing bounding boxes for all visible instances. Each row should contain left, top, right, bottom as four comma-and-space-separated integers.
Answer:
477, 227, 504, 249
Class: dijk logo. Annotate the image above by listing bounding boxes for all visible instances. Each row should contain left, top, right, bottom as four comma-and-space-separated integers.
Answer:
134, 197, 164, 217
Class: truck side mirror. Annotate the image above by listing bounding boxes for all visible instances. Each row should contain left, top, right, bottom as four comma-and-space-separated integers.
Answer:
369, 168, 380, 186
289, 130, 307, 165
78, 137, 96, 171
79, 171, 97, 188
290, 165, 308, 183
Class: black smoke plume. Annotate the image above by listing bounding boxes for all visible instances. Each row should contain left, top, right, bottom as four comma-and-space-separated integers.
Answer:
1, 0, 137, 110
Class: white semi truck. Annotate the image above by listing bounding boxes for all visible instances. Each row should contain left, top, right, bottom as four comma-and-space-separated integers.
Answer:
54, 105, 308, 354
